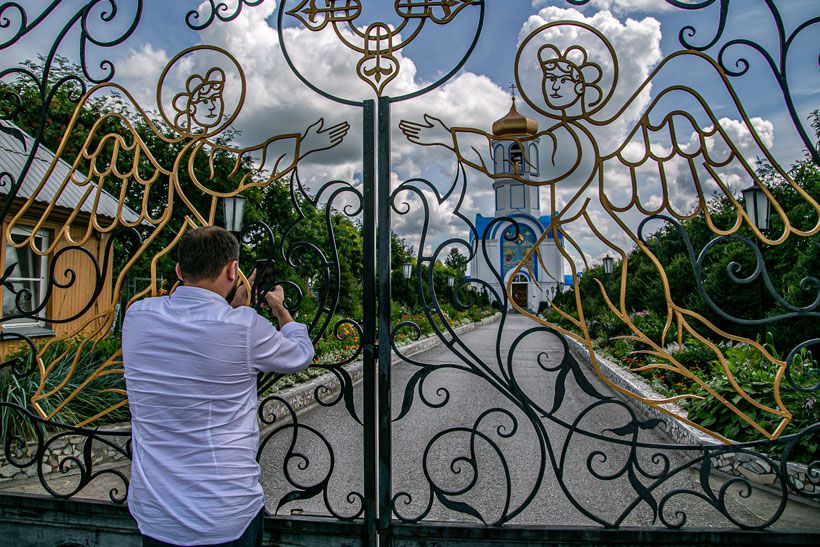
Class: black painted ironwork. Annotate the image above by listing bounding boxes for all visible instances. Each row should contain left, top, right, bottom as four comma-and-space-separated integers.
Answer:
0, 1, 817, 545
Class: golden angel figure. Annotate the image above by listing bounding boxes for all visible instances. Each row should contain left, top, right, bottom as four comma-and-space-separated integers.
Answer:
3, 45, 349, 425
400, 21, 820, 442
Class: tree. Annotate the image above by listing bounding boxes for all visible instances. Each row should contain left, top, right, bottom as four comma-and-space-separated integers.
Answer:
444, 247, 468, 274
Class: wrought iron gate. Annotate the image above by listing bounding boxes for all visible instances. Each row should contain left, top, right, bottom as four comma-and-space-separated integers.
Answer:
0, 1, 818, 545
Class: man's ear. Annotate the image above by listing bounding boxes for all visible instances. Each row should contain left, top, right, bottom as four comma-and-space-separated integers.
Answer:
175, 263, 184, 282
225, 260, 238, 282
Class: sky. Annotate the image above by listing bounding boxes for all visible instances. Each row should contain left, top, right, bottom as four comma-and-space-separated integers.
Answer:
4, 0, 818, 272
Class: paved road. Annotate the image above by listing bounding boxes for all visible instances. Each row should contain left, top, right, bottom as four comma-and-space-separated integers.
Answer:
258, 314, 819, 529
4, 314, 817, 529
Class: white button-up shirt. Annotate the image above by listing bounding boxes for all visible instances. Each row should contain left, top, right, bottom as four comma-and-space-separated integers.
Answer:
122, 286, 314, 545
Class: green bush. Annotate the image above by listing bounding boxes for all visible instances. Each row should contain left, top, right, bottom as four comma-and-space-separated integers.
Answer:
686, 344, 819, 462
0, 336, 127, 440
671, 337, 715, 373
631, 310, 666, 346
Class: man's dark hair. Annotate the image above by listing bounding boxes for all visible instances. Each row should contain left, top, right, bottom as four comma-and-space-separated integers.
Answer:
177, 226, 240, 282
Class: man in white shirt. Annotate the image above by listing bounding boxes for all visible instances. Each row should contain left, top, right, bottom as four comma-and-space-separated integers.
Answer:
122, 226, 314, 546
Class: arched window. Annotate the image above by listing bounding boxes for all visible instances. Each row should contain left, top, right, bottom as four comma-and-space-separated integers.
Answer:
493, 144, 505, 174
513, 274, 528, 283
509, 143, 523, 175
528, 143, 539, 176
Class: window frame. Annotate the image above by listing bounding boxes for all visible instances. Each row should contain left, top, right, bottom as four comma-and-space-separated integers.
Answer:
2, 225, 51, 330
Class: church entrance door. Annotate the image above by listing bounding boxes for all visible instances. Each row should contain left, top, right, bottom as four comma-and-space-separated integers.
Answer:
512, 275, 528, 309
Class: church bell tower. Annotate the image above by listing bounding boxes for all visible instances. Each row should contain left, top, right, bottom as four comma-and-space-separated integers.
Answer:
490, 96, 541, 218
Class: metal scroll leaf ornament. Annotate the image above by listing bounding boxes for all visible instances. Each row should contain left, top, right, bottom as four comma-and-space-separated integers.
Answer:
285, 0, 480, 96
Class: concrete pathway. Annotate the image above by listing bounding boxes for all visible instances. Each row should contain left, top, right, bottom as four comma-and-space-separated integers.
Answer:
3, 314, 818, 531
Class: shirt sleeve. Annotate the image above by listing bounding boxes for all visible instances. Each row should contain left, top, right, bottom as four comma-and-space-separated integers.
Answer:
249, 314, 315, 374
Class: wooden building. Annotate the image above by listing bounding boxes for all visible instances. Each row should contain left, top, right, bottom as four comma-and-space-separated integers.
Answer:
0, 122, 139, 360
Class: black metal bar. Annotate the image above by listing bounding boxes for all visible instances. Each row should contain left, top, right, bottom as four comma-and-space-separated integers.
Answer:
377, 95, 394, 545
362, 99, 378, 547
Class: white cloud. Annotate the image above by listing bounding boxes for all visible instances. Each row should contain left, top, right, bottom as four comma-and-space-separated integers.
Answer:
110, 43, 169, 107
532, 0, 676, 14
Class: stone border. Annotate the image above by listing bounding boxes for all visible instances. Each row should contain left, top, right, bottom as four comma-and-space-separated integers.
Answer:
566, 337, 819, 502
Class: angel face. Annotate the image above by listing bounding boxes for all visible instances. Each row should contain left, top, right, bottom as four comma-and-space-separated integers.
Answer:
188, 68, 226, 130
541, 60, 584, 111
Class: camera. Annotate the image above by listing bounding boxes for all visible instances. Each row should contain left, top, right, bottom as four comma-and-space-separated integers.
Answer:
252, 259, 277, 307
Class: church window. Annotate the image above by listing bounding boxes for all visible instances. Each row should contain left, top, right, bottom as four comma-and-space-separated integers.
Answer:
528, 143, 539, 176
509, 143, 524, 175
493, 144, 505, 174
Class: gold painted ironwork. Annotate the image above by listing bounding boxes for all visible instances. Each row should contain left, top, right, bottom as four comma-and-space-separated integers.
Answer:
400, 21, 820, 442
286, 0, 478, 95
5, 45, 350, 426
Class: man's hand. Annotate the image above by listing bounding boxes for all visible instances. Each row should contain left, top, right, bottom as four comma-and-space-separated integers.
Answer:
230, 269, 255, 308
264, 285, 294, 327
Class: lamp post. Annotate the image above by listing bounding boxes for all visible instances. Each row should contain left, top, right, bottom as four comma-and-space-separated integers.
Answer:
223, 194, 246, 236
402, 262, 412, 305
741, 184, 771, 341
602, 254, 614, 283
741, 185, 771, 232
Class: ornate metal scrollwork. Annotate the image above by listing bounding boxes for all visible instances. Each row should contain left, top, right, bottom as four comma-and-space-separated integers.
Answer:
0, 0, 817, 536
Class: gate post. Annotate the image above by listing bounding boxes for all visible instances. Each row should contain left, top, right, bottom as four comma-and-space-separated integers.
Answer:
362, 99, 379, 546
377, 96, 394, 546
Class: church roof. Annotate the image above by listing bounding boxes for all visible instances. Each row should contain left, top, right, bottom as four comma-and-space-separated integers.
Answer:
470, 213, 564, 243
491, 97, 538, 138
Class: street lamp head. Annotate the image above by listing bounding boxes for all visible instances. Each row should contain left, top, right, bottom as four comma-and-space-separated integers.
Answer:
741, 184, 771, 232
223, 194, 246, 234
402, 262, 412, 280
447, 275, 455, 287
602, 254, 614, 276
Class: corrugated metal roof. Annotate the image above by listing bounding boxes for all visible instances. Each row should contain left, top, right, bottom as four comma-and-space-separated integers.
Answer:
0, 120, 140, 222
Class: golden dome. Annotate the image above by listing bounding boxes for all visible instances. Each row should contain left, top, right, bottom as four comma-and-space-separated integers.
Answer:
492, 97, 538, 138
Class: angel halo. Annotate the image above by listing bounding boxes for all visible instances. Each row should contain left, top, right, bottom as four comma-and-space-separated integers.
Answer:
518, 21, 616, 121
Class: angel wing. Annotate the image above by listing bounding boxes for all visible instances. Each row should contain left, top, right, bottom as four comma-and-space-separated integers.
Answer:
596, 51, 820, 244
5, 84, 178, 257
1, 86, 186, 427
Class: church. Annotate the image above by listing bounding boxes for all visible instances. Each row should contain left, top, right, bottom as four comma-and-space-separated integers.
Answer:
468, 97, 565, 311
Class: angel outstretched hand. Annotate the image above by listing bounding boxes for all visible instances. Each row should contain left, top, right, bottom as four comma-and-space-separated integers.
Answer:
399, 114, 454, 150
299, 118, 350, 159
